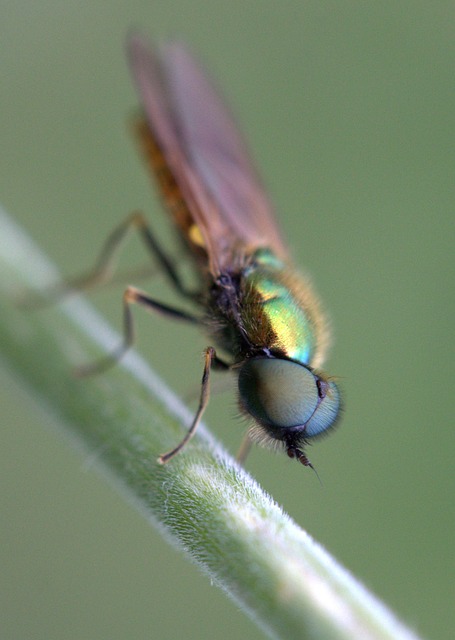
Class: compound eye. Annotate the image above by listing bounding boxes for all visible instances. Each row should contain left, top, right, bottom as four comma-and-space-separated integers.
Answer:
238, 357, 319, 430
304, 379, 340, 437
238, 357, 340, 438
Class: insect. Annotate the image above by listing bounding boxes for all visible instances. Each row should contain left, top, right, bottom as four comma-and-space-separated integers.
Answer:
49, 36, 341, 469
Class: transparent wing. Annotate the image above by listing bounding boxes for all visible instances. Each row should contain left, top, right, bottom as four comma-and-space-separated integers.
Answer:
127, 35, 287, 274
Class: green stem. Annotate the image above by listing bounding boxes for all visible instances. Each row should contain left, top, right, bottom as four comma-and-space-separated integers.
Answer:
0, 206, 421, 640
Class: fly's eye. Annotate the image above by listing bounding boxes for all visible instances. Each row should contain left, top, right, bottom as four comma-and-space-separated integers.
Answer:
305, 378, 340, 437
238, 357, 340, 438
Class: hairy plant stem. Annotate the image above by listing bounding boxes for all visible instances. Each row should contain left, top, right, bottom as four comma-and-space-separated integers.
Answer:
0, 207, 421, 640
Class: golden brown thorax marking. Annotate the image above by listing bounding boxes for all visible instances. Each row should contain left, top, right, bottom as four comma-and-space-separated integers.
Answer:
134, 119, 206, 257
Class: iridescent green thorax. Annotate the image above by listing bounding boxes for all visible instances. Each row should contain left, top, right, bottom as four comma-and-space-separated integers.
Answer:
241, 249, 316, 365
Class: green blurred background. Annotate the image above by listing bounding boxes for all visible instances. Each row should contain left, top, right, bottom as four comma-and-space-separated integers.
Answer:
1, 2, 453, 639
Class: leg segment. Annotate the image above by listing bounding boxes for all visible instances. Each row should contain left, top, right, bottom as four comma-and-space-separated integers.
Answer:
158, 346, 219, 464
75, 285, 200, 377
236, 434, 252, 464
73, 211, 195, 297
22, 211, 196, 308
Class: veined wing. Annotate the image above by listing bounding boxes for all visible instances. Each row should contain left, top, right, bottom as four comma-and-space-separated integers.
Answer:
127, 35, 287, 274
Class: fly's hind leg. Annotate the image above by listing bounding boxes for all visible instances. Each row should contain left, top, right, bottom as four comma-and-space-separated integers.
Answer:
20, 211, 196, 308
158, 347, 229, 464
75, 285, 200, 377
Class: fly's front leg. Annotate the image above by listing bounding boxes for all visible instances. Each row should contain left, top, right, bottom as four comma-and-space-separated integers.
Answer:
75, 285, 199, 377
158, 347, 227, 464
